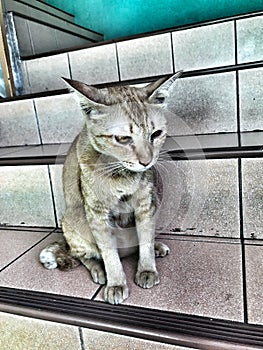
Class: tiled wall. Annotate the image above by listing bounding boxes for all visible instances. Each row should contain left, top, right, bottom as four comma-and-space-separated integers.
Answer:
0, 158, 261, 241
0, 13, 262, 233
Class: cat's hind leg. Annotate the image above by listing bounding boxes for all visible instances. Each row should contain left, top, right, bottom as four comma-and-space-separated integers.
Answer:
154, 241, 170, 258
39, 241, 80, 270
79, 257, 106, 285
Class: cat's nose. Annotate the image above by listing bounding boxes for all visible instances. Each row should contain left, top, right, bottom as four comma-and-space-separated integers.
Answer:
139, 159, 151, 167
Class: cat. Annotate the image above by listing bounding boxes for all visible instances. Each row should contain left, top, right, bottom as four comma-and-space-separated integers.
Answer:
39, 71, 182, 304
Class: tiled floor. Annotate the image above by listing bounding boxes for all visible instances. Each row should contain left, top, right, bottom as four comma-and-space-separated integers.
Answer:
0, 311, 194, 350
1, 227, 262, 326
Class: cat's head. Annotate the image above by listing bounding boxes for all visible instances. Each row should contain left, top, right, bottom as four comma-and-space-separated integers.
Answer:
63, 72, 182, 172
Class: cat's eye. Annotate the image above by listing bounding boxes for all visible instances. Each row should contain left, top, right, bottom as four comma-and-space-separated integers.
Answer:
115, 136, 132, 145
155, 96, 166, 104
150, 130, 163, 142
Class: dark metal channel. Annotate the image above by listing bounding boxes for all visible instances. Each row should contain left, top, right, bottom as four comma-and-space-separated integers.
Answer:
0, 287, 263, 347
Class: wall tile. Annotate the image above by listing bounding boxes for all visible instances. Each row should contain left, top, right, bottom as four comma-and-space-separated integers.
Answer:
49, 164, 65, 226
156, 159, 240, 238
34, 93, 84, 144
173, 22, 235, 71
165, 72, 237, 135
26, 53, 70, 93
245, 244, 263, 325
28, 21, 58, 55
237, 15, 263, 63
69, 43, 119, 85
117, 33, 173, 80
242, 158, 263, 240
55, 31, 92, 51
239, 68, 263, 133
0, 165, 56, 226
13, 16, 33, 57
0, 99, 40, 147
0, 312, 81, 350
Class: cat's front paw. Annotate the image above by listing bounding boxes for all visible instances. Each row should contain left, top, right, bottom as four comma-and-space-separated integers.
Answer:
135, 271, 160, 289
104, 284, 129, 305
39, 249, 57, 269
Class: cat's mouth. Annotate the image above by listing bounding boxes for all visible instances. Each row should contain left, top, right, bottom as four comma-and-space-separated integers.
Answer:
122, 159, 156, 172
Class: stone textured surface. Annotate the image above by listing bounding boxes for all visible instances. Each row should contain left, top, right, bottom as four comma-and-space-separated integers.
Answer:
69, 44, 119, 85
237, 15, 263, 63
166, 72, 237, 135
0, 229, 48, 270
117, 33, 173, 80
0, 312, 81, 350
34, 93, 84, 144
0, 165, 56, 227
25, 53, 70, 93
242, 158, 263, 239
173, 22, 235, 71
96, 239, 244, 321
0, 100, 40, 147
245, 244, 263, 325
82, 328, 194, 349
239, 68, 263, 133
155, 159, 240, 238
0, 232, 100, 298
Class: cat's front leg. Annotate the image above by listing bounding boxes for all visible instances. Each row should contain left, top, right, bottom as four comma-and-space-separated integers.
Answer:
86, 208, 128, 304
134, 202, 159, 289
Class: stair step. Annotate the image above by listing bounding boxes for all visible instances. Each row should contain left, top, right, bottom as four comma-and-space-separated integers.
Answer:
3, 0, 75, 23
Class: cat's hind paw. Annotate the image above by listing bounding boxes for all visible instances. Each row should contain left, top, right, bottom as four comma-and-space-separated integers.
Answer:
39, 248, 58, 269
154, 241, 170, 257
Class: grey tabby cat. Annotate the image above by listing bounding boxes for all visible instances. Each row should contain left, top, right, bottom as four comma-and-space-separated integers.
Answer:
40, 71, 182, 304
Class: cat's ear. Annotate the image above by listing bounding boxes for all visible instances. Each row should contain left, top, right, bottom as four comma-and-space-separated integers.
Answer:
144, 71, 183, 105
62, 77, 107, 118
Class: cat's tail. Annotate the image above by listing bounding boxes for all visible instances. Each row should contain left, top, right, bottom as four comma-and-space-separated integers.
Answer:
39, 240, 80, 271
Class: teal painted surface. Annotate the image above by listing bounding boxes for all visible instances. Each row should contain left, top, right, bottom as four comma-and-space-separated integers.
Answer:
47, 0, 263, 40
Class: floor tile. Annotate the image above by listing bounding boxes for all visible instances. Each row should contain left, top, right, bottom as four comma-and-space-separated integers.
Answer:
82, 327, 195, 349
245, 244, 263, 325
242, 158, 263, 239
237, 15, 263, 63
0, 311, 81, 350
95, 239, 244, 321
173, 22, 235, 71
0, 232, 100, 298
0, 229, 49, 270
155, 159, 240, 238
0, 165, 56, 227
49, 164, 65, 226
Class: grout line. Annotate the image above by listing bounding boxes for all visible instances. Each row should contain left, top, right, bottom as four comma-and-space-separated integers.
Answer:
114, 43, 121, 81
78, 327, 85, 350
67, 52, 73, 79
0, 230, 55, 273
170, 32, 175, 73
47, 165, 59, 228
32, 99, 43, 145
234, 20, 242, 148
91, 285, 104, 301
238, 158, 248, 323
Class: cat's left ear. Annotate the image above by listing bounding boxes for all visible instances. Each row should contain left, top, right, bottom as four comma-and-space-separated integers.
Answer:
144, 70, 183, 105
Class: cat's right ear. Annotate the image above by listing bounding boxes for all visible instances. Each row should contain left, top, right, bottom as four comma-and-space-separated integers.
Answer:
62, 77, 107, 118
